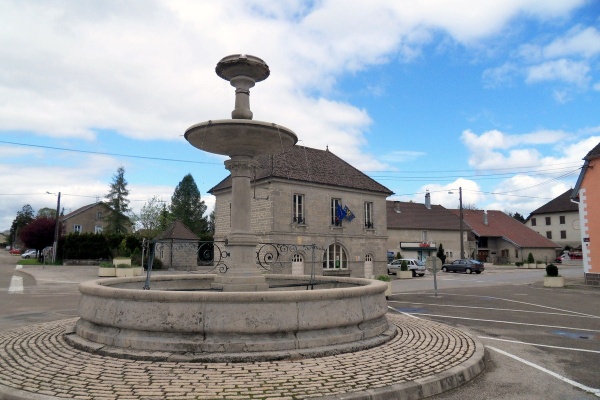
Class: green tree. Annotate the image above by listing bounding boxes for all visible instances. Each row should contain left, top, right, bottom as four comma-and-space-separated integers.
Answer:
507, 211, 526, 223
105, 166, 131, 234
436, 243, 447, 263
136, 196, 168, 237
9, 204, 35, 246
170, 174, 207, 236
37, 207, 57, 219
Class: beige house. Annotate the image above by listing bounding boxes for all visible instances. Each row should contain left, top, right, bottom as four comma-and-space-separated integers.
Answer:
61, 202, 132, 234
525, 189, 580, 250
210, 146, 393, 278
387, 193, 469, 263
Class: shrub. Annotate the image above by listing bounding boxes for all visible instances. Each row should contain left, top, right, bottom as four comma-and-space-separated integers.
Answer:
376, 275, 391, 282
515, 262, 523, 267
99, 261, 113, 268
116, 263, 135, 269
400, 260, 408, 271
527, 252, 535, 264
546, 264, 559, 277
396, 251, 402, 260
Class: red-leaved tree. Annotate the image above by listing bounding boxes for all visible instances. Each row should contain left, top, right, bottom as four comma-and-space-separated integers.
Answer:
19, 217, 56, 257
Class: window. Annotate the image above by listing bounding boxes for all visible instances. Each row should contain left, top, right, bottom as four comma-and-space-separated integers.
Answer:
546, 231, 552, 239
96, 211, 102, 220
331, 198, 342, 226
292, 253, 303, 262
560, 216, 566, 224
515, 249, 519, 258
365, 254, 373, 262
560, 230, 567, 239
73, 224, 82, 233
545, 217, 551, 225
531, 218, 537, 226
323, 243, 347, 269
364, 202, 374, 228
421, 230, 428, 242
293, 194, 305, 224
94, 225, 103, 234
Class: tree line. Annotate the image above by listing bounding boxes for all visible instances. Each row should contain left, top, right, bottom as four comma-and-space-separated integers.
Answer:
6, 166, 214, 260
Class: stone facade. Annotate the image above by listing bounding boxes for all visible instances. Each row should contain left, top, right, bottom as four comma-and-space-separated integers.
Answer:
214, 180, 390, 278
61, 202, 132, 235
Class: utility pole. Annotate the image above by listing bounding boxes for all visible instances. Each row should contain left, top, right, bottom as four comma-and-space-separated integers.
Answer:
459, 187, 465, 259
52, 192, 61, 264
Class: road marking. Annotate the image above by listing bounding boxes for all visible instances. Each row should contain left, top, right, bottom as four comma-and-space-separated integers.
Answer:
480, 336, 600, 354
487, 345, 600, 397
409, 313, 600, 333
405, 293, 599, 318
8, 275, 23, 293
388, 301, 600, 319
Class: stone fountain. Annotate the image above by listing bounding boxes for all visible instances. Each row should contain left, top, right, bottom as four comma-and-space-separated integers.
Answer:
66, 55, 392, 362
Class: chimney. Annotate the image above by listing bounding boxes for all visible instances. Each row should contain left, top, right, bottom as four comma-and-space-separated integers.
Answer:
425, 190, 431, 210
483, 210, 488, 226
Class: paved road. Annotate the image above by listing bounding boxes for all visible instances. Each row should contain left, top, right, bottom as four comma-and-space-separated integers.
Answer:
388, 264, 600, 399
1, 252, 599, 399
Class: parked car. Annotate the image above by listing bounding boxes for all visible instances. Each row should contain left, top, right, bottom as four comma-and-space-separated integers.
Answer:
387, 259, 426, 277
441, 259, 484, 274
21, 249, 38, 259
9, 248, 21, 255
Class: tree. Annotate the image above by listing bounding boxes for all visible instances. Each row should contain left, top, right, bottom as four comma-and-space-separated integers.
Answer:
105, 166, 131, 234
462, 203, 479, 210
37, 207, 57, 219
19, 217, 56, 256
170, 174, 207, 236
507, 211, 526, 223
208, 210, 215, 235
436, 243, 447, 263
136, 196, 169, 237
9, 204, 35, 246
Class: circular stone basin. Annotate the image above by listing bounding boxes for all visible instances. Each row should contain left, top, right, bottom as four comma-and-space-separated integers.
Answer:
184, 119, 297, 157
69, 275, 392, 362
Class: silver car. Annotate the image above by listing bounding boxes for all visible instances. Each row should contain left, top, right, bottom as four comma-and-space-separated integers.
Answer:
387, 259, 426, 277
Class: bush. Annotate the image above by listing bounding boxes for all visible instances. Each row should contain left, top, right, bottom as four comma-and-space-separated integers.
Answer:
546, 264, 559, 277
515, 262, 523, 267
396, 251, 402, 260
99, 261, 113, 268
376, 275, 390, 282
527, 252, 535, 264
400, 260, 408, 271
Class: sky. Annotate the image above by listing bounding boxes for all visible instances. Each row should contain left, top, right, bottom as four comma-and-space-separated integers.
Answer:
1, 0, 600, 232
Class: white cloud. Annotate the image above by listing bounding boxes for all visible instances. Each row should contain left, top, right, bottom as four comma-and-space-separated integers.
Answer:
407, 179, 484, 209
526, 59, 590, 87
543, 26, 600, 59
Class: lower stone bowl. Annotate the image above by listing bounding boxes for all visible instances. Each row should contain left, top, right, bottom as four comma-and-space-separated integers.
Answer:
67, 274, 393, 362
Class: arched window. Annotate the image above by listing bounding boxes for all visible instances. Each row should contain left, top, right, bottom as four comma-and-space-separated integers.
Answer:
292, 253, 303, 263
323, 243, 348, 269
365, 254, 373, 262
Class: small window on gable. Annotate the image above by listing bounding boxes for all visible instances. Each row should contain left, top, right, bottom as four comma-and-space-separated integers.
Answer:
74, 224, 82, 233
531, 218, 537, 226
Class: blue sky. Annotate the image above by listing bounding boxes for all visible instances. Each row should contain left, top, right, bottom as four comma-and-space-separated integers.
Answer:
1, 0, 599, 231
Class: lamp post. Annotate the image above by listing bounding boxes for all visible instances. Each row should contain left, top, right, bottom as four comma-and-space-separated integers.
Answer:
47, 191, 61, 264
449, 187, 465, 259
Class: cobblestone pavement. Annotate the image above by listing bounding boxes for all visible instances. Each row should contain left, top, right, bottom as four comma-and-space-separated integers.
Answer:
0, 313, 483, 400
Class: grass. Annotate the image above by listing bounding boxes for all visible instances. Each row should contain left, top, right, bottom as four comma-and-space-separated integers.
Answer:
17, 259, 61, 266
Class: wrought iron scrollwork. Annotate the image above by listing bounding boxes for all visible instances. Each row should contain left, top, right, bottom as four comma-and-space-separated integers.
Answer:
256, 243, 324, 272
197, 241, 229, 274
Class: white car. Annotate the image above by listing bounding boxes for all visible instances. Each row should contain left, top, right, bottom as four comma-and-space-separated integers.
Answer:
21, 249, 37, 259
387, 259, 426, 277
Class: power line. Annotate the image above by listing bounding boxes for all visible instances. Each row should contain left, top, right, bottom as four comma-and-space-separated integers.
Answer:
0, 140, 221, 165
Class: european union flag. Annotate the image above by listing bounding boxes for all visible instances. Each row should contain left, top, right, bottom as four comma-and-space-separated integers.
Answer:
344, 206, 355, 221
336, 204, 347, 220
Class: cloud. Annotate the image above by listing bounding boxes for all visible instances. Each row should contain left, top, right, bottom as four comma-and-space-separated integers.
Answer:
482, 63, 519, 88
526, 59, 590, 87
543, 26, 600, 59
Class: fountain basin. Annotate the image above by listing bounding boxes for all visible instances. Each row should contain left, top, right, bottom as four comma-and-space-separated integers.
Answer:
68, 275, 392, 362
184, 119, 297, 157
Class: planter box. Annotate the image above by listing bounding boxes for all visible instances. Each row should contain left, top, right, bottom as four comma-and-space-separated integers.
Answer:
116, 268, 136, 278
113, 258, 132, 267
397, 270, 413, 279
98, 267, 116, 277
133, 267, 144, 276
544, 276, 564, 288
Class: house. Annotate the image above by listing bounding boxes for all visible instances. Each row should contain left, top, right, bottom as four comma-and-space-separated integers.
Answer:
210, 146, 393, 278
451, 209, 559, 263
525, 189, 580, 250
61, 202, 132, 234
154, 220, 200, 270
386, 192, 470, 262
571, 141, 600, 286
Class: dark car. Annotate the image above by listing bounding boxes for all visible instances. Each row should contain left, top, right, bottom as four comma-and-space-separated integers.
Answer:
441, 259, 484, 274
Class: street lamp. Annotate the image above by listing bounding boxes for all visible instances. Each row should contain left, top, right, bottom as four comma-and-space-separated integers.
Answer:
47, 191, 61, 263
449, 187, 465, 259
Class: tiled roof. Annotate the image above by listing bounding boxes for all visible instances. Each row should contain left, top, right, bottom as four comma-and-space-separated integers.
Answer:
61, 202, 109, 221
387, 201, 464, 230
528, 189, 578, 216
584, 141, 600, 160
209, 146, 393, 195
450, 209, 559, 248
154, 220, 199, 241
